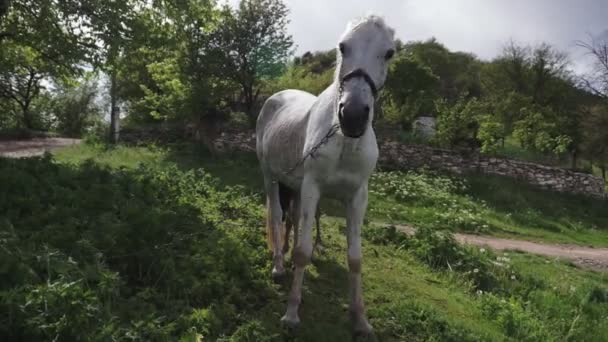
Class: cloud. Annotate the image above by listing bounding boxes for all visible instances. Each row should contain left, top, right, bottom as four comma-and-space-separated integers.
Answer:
223, 0, 607, 74
283, 0, 607, 63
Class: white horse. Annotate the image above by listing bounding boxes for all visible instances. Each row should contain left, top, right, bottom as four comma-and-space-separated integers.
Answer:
256, 15, 395, 334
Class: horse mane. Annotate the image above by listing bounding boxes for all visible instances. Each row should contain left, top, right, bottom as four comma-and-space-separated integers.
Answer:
346, 14, 395, 38
334, 14, 396, 82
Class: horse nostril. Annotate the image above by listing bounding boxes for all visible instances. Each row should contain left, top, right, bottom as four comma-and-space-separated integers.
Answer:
364, 105, 370, 114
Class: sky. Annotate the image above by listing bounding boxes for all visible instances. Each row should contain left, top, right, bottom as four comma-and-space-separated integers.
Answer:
226, 0, 608, 74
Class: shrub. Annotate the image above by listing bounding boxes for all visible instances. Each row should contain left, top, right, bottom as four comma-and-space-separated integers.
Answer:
0, 155, 270, 340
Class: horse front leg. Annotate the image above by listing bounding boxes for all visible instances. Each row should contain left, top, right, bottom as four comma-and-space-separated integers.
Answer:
281, 176, 319, 328
346, 183, 373, 335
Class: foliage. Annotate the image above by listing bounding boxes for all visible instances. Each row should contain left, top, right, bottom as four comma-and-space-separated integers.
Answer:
512, 106, 573, 155
51, 75, 102, 137
267, 63, 333, 95
214, 0, 294, 122
370, 170, 492, 233
383, 53, 439, 129
0, 42, 49, 129
368, 168, 608, 247
433, 96, 484, 149
365, 223, 608, 341
0, 155, 270, 340
581, 103, 608, 178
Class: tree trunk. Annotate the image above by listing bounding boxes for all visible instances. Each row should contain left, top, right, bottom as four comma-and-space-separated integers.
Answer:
571, 149, 578, 169
602, 165, 606, 181
243, 84, 260, 127
19, 101, 33, 130
109, 71, 120, 143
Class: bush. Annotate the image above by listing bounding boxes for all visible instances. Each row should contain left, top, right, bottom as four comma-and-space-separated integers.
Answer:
370, 171, 493, 233
0, 155, 270, 340
52, 76, 103, 137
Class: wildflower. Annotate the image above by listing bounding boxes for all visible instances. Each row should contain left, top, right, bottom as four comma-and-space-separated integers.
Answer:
511, 275, 516, 280
480, 248, 486, 253
473, 268, 479, 273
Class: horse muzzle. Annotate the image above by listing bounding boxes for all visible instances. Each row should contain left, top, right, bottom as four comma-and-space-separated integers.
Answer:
338, 100, 370, 138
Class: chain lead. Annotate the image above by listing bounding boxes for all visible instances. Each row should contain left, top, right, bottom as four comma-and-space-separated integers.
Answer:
283, 123, 341, 176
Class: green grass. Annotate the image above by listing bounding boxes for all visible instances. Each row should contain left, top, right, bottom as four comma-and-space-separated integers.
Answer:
57, 143, 608, 247
0, 142, 596, 340
368, 170, 608, 247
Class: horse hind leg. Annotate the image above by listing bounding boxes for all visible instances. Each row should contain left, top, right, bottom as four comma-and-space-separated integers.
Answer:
264, 177, 287, 281
282, 200, 293, 256
279, 183, 295, 256
313, 204, 324, 255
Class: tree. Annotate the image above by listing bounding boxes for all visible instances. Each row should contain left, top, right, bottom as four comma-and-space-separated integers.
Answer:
404, 38, 481, 102
581, 104, 608, 179
51, 74, 102, 137
215, 0, 293, 124
76, 0, 139, 143
383, 53, 439, 129
434, 96, 484, 150
512, 105, 572, 156
0, 43, 48, 129
577, 33, 608, 99
529, 43, 569, 105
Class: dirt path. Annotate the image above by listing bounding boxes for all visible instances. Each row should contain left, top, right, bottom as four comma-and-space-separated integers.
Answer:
0, 137, 81, 158
394, 225, 608, 272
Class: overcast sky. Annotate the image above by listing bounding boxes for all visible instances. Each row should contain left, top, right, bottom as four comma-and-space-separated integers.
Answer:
227, 0, 608, 73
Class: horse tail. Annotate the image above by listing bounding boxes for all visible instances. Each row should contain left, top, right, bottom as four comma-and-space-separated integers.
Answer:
266, 183, 292, 251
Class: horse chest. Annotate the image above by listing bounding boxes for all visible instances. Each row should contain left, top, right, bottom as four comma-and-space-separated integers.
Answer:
312, 136, 378, 197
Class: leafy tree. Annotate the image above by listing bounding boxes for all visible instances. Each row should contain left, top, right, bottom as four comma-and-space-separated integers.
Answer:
512, 105, 572, 156
434, 96, 484, 150
214, 0, 293, 124
581, 103, 608, 179
268, 63, 333, 96
577, 34, 608, 99
383, 53, 439, 129
51, 74, 102, 137
405, 38, 481, 102
0, 43, 48, 129
294, 50, 335, 74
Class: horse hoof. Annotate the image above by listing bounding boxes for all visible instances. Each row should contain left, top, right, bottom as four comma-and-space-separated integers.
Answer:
352, 315, 373, 337
353, 321, 374, 338
281, 314, 300, 330
272, 268, 286, 283
314, 243, 325, 255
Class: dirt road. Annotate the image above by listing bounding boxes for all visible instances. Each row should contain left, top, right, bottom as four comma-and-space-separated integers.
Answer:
0, 137, 81, 158
395, 225, 608, 272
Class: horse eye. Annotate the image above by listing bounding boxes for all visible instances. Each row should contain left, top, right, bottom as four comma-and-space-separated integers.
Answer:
385, 49, 395, 60
339, 43, 346, 55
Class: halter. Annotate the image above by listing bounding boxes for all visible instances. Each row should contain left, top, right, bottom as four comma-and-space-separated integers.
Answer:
338, 68, 379, 100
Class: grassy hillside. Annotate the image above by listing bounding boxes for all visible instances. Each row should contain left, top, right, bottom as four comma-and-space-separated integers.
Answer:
0, 143, 604, 340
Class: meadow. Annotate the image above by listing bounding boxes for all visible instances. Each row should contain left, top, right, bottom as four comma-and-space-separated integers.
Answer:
1, 142, 607, 341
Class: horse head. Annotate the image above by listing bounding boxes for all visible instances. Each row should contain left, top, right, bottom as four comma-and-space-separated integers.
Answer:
335, 15, 396, 138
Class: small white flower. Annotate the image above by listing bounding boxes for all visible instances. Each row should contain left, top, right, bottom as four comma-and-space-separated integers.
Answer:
480, 248, 486, 253
511, 275, 516, 280
473, 268, 479, 273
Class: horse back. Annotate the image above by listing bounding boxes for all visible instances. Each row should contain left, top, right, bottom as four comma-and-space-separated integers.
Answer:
256, 90, 317, 189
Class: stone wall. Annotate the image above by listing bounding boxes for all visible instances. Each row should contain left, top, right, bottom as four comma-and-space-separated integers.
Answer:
379, 141, 606, 199
214, 130, 606, 199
